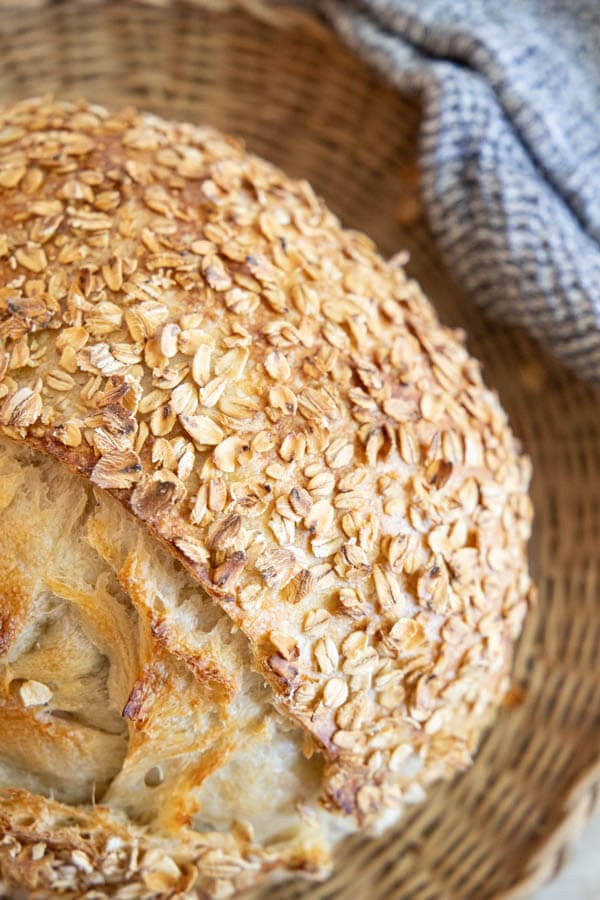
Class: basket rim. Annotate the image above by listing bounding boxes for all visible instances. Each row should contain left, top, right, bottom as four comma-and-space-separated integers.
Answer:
497, 758, 600, 899
0, 0, 325, 31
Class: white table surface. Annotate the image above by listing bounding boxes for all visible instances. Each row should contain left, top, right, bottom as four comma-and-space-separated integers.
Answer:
534, 809, 600, 899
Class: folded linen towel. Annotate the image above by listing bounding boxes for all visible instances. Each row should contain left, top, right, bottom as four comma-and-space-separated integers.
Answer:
315, 0, 600, 380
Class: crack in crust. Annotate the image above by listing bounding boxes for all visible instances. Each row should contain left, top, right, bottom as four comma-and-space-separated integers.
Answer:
0, 97, 534, 897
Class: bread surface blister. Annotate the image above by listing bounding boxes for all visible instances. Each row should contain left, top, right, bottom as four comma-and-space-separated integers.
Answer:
0, 97, 533, 898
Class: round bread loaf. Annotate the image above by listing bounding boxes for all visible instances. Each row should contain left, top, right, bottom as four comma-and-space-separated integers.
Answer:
0, 97, 534, 899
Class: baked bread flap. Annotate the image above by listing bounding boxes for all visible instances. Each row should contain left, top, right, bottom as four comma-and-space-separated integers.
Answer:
0, 98, 533, 898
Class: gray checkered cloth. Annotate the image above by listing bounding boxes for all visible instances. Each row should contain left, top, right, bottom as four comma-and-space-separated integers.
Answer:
315, 0, 600, 381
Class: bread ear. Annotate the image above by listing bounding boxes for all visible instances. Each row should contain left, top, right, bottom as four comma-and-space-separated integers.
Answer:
0, 97, 532, 854
0, 435, 335, 898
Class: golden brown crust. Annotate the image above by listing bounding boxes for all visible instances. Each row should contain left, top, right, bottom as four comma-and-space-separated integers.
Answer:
0, 97, 533, 896
0, 790, 330, 899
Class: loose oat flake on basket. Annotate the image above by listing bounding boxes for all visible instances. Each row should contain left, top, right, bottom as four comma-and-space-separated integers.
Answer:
0, 97, 534, 899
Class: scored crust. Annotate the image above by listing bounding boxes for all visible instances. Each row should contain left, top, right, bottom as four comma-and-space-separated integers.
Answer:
0, 97, 533, 897
0, 438, 334, 899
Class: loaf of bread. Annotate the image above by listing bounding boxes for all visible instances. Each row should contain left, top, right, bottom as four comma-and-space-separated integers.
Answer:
0, 97, 534, 899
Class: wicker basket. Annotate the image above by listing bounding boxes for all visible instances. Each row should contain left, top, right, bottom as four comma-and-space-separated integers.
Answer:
0, 2, 599, 898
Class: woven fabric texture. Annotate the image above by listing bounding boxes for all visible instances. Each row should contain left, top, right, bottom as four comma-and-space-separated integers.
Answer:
315, 0, 600, 382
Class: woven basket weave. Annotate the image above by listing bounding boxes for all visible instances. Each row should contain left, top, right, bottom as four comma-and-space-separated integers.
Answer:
0, 2, 599, 898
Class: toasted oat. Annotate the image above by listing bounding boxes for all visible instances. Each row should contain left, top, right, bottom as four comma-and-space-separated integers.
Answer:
323, 678, 349, 709
179, 413, 223, 446
19, 680, 53, 707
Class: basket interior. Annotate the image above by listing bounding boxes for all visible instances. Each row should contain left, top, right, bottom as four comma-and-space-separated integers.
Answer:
0, 3, 600, 898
